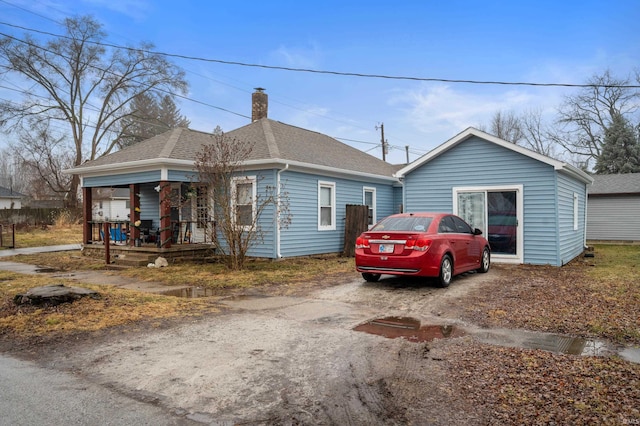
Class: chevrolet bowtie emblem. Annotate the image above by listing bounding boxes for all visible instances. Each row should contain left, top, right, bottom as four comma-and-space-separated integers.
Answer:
381, 235, 391, 239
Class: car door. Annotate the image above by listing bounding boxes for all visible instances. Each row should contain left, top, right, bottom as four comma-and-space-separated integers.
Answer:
439, 216, 469, 272
451, 216, 481, 270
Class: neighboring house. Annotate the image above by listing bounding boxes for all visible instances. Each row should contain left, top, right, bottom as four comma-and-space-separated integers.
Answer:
66, 89, 401, 257
92, 188, 130, 222
0, 186, 24, 209
395, 128, 594, 266
586, 173, 640, 242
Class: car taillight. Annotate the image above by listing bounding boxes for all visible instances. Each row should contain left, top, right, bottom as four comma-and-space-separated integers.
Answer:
355, 237, 370, 249
406, 238, 431, 251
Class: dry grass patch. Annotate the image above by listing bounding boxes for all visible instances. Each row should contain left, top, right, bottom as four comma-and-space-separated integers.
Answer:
118, 255, 357, 290
0, 271, 219, 338
4, 224, 83, 248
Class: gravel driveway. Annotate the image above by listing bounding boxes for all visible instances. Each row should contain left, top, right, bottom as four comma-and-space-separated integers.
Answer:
39, 270, 496, 425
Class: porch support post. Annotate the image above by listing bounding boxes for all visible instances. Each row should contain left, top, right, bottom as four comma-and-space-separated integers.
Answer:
129, 183, 140, 246
82, 187, 92, 244
159, 181, 172, 248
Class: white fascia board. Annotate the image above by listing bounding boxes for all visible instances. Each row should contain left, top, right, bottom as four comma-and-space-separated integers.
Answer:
63, 158, 195, 177
66, 157, 399, 184
260, 159, 400, 183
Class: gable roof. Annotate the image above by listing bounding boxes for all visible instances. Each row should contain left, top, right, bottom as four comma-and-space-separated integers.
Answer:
0, 186, 24, 198
67, 119, 399, 181
589, 173, 640, 195
395, 127, 593, 185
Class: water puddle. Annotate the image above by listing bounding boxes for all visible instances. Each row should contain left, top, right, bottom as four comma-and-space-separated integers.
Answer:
355, 316, 640, 364
353, 316, 466, 343
35, 268, 61, 273
160, 287, 217, 298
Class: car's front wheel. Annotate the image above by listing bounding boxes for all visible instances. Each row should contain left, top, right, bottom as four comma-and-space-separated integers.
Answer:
477, 247, 490, 273
438, 255, 452, 288
362, 273, 381, 282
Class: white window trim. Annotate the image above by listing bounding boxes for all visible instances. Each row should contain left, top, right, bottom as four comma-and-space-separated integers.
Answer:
232, 176, 256, 230
363, 186, 377, 228
573, 192, 579, 231
318, 181, 336, 231
452, 185, 524, 264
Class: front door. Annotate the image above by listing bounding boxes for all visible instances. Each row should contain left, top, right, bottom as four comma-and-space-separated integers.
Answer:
454, 186, 523, 263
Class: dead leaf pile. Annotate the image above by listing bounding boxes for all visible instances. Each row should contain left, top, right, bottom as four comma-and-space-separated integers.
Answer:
445, 340, 640, 425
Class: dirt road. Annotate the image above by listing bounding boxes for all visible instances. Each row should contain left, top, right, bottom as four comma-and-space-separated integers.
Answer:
38, 271, 496, 425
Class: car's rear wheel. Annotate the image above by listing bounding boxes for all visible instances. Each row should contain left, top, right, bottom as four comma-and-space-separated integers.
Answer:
438, 255, 452, 288
362, 273, 381, 282
477, 247, 490, 273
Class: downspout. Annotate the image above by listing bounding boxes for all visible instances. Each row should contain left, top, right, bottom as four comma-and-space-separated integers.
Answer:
276, 163, 289, 258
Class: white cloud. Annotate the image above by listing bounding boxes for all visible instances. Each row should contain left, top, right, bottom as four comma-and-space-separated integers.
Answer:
271, 43, 322, 68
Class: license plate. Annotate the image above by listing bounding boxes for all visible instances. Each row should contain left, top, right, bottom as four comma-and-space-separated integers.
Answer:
379, 244, 392, 253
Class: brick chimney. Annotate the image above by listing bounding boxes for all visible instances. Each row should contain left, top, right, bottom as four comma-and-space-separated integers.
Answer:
252, 88, 268, 122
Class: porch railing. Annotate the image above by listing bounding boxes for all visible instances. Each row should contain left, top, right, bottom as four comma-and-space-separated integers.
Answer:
87, 220, 215, 246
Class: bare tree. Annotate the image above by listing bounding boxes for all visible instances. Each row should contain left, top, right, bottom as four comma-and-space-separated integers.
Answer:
0, 148, 28, 194
480, 110, 525, 144
0, 16, 188, 206
520, 109, 558, 158
551, 70, 640, 169
11, 118, 74, 200
194, 127, 291, 270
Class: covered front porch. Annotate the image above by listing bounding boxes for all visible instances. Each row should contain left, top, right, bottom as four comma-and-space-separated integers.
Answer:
81, 181, 215, 264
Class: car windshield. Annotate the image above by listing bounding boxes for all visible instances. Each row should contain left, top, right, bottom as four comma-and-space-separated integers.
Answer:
371, 216, 433, 232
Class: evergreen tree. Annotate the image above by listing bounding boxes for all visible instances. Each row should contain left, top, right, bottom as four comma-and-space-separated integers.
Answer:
594, 113, 640, 174
117, 93, 190, 148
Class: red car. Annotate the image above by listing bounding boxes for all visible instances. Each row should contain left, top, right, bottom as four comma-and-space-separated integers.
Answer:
355, 212, 491, 287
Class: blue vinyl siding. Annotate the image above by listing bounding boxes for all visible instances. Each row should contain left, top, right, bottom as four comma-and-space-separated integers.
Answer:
403, 136, 565, 265
213, 170, 277, 259
167, 170, 198, 182
139, 184, 160, 229
84, 171, 161, 187
278, 170, 396, 257
557, 172, 587, 265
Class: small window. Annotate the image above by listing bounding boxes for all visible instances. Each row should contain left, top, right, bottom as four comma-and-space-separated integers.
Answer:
438, 216, 456, 233
363, 187, 376, 226
451, 216, 473, 234
318, 181, 336, 231
233, 177, 256, 229
196, 185, 210, 229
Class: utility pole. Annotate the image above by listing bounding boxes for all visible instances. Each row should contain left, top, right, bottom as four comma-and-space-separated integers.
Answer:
375, 123, 388, 162
405, 146, 410, 164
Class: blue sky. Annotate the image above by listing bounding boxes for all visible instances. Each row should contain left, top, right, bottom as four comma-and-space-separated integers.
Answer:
0, 0, 638, 164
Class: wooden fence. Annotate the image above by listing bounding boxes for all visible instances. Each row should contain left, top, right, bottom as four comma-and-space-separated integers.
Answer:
342, 204, 369, 257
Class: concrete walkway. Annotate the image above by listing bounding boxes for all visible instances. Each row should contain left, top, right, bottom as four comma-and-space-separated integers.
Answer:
0, 244, 82, 258
0, 243, 187, 294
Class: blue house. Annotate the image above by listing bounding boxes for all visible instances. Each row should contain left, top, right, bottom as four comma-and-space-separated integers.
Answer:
68, 92, 592, 267
395, 128, 593, 266
68, 89, 401, 258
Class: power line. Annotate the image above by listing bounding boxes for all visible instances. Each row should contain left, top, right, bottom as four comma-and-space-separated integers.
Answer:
1, 21, 638, 89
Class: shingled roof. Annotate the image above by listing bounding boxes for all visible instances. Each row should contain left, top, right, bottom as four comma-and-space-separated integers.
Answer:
589, 173, 640, 195
69, 118, 400, 179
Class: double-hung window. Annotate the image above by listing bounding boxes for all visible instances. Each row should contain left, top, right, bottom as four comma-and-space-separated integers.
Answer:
233, 176, 256, 229
363, 187, 376, 227
318, 181, 336, 231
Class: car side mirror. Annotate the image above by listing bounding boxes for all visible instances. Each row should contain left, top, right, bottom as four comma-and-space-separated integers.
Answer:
474, 228, 483, 235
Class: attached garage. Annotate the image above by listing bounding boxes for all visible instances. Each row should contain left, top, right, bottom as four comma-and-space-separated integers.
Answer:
396, 128, 594, 266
